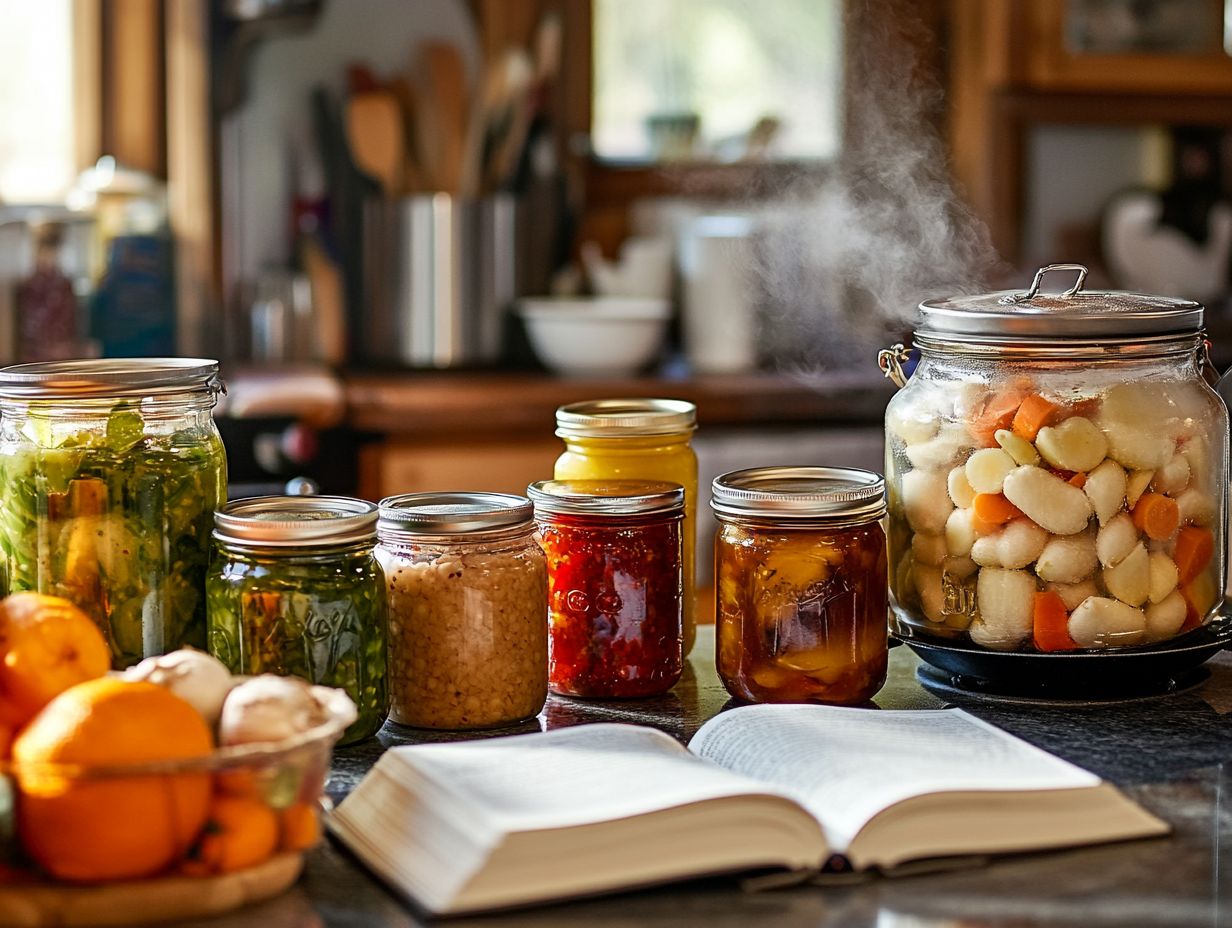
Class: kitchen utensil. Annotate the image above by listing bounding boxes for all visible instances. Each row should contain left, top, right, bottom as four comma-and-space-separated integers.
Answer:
517, 296, 670, 377
362, 194, 517, 368
301, 233, 346, 365
418, 42, 468, 193
345, 90, 405, 196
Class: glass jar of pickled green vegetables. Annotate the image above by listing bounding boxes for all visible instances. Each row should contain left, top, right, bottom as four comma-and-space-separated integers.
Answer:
0, 359, 228, 667
206, 496, 389, 744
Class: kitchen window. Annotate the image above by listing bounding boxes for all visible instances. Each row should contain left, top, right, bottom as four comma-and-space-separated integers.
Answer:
591, 0, 843, 163
0, 0, 79, 203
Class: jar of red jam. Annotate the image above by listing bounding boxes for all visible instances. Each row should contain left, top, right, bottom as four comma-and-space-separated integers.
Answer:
711, 466, 888, 705
528, 479, 685, 698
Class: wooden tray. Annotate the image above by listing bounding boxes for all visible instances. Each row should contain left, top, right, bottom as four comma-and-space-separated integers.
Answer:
0, 852, 303, 927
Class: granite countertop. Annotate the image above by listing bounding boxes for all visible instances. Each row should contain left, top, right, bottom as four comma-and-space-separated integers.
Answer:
187, 628, 1232, 928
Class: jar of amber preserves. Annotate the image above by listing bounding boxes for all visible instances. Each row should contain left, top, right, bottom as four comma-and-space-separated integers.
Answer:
529, 479, 684, 698
711, 466, 888, 705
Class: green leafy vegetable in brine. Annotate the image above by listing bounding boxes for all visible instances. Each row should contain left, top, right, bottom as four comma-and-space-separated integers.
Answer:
206, 547, 389, 744
0, 404, 227, 668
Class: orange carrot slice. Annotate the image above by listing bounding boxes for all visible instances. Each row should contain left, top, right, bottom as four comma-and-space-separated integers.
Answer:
1033, 591, 1078, 652
1067, 472, 1087, 489
1131, 493, 1180, 541
972, 492, 1024, 525
969, 390, 1026, 448
1011, 394, 1061, 441
1174, 525, 1215, 585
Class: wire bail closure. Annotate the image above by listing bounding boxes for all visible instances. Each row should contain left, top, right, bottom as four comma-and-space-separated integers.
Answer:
998, 264, 1089, 306
877, 343, 911, 389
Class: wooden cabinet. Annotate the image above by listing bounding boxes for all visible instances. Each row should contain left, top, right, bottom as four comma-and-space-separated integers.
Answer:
359, 437, 560, 501
948, 0, 1232, 261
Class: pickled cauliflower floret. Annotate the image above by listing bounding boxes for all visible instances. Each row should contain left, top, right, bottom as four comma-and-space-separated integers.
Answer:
901, 470, 953, 534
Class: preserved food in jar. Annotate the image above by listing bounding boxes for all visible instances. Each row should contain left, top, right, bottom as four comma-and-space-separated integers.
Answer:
206, 496, 389, 744
0, 359, 227, 667
712, 467, 888, 705
554, 399, 699, 656
529, 479, 684, 698
377, 493, 547, 730
884, 265, 1227, 652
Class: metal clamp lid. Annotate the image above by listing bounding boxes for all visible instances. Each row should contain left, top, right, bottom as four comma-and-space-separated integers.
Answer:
0, 358, 224, 400
917, 264, 1203, 341
214, 495, 378, 548
377, 492, 534, 536
710, 466, 886, 524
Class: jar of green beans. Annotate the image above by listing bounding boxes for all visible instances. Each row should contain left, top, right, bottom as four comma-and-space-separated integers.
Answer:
206, 496, 389, 743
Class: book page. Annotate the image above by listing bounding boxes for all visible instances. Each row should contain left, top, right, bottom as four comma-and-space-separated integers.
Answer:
688, 705, 1099, 851
388, 723, 794, 832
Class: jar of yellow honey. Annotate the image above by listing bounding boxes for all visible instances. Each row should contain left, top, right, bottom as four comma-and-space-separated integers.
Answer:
553, 399, 699, 655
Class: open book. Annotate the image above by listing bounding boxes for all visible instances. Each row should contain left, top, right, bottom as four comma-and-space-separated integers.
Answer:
328, 705, 1168, 916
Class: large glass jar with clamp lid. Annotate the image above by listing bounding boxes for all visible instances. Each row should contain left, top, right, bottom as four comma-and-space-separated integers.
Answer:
0, 358, 228, 667
881, 264, 1228, 654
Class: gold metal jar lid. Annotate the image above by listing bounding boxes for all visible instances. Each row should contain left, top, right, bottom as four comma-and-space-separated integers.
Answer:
711, 466, 886, 525
378, 492, 534, 536
918, 264, 1203, 344
214, 496, 378, 548
0, 358, 223, 400
555, 398, 697, 438
528, 479, 685, 517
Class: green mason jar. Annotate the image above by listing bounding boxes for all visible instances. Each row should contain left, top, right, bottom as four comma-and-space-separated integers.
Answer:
206, 495, 389, 743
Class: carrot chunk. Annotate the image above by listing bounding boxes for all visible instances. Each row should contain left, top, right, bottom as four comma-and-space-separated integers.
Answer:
1131, 493, 1180, 541
972, 492, 1024, 525
969, 390, 1026, 448
1011, 394, 1061, 441
1174, 525, 1215, 585
1033, 591, 1078, 652
1067, 472, 1087, 489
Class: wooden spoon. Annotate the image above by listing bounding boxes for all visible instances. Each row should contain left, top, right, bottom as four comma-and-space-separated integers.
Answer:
345, 90, 405, 196
418, 42, 468, 194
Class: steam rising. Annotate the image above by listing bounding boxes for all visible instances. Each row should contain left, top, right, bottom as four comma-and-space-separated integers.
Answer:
755, 0, 1005, 367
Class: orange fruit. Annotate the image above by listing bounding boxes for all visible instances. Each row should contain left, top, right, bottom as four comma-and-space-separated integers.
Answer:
13, 678, 214, 882
0, 593, 110, 727
185, 795, 279, 874
279, 801, 322, 853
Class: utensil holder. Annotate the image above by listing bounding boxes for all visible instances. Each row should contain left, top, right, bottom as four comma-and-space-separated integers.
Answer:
361, 194, 517, 368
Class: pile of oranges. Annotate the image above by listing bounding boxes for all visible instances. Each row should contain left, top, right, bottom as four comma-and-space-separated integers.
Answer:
0, 593, 320, 884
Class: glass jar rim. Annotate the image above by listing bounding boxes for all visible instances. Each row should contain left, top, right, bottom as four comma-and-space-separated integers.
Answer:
0, 358, 222, 401
711, 466, 887, 524
911, 330, 1204, 359
528, 479, 684, 516
214, 495, 378, 548
555, 398, 696, 438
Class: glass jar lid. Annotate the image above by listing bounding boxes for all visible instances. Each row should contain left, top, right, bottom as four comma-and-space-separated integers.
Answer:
214, 496, 378, 548
0, 358, 222, 400
711, 466, 886, 524
528, 479, 685, 516
555, 398, 697, 438
377, 492, 534, 536
918, 264, 1203, 343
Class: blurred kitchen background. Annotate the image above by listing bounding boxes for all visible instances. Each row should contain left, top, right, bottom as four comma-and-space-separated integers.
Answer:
4, 0, 1232, 580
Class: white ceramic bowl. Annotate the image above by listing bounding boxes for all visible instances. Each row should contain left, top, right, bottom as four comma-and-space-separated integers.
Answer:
517, 297, 671, 377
